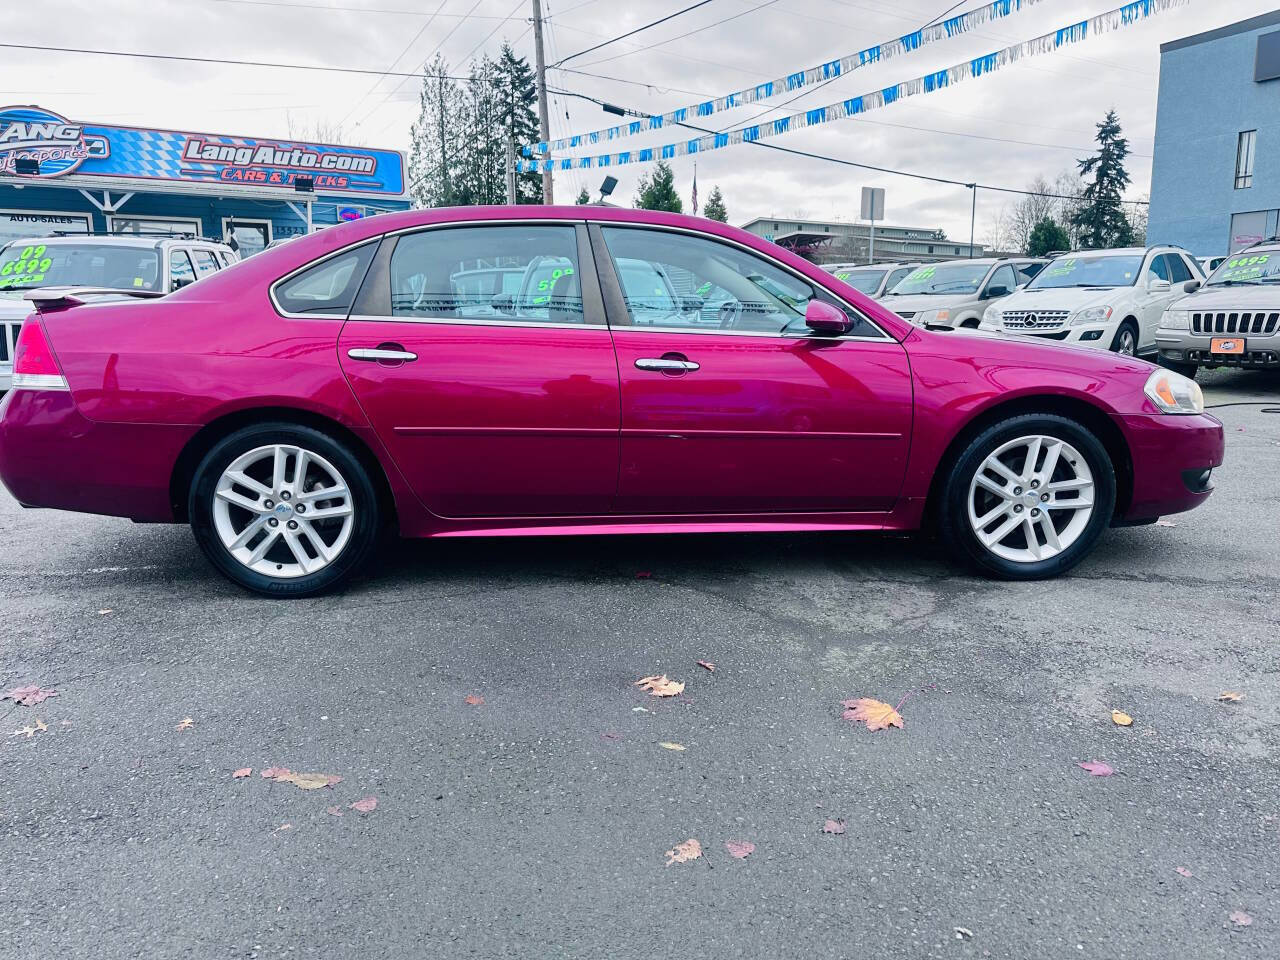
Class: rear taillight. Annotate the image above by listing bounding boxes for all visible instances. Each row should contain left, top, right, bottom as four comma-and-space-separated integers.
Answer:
12, 318, 68, 391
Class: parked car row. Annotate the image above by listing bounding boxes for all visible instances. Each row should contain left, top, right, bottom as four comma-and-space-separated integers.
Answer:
0, 234, 238, 392
0, 206, 1222, 598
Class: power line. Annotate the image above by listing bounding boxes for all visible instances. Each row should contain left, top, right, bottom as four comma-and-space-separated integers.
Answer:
549, 86, 1149, 206
575, 0, 784, 70
552, 0, 721, 68
207, 0, 520, 16
336, 0, 452, 128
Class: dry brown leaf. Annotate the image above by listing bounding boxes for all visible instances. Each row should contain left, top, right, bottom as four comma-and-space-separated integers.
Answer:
3, 685, 58, 707
232, 768, 252, 779
350, 796, 377, 813
273, 771, 343, 790
272, 823, 293, 834
34, 718, 47, 733
658, 742, 686, 751
841, 698, 903, 731
1175, 866, 1193, 878
1216, 691, 1244, 702
823, 819, 846, 835
664, 838, 702, 866
11, 725, 37, 739
326, 805, 344, 816
261, 766, 290, 779
464, 694, 484, 706
725, 840, 754, 859
636, 675, 685, 697
1111, 710, 1133, 727
1229, 910, 1253, 927
697, 660, 715, 673
175, 717, 194, 731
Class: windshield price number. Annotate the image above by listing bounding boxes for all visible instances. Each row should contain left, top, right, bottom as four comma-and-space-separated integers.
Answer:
0, 244, 54, 285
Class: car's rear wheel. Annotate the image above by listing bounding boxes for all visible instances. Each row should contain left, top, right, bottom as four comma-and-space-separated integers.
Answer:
1109, 320, 1139, 356
189, 423, 380, 597
939, 414, 1116, 579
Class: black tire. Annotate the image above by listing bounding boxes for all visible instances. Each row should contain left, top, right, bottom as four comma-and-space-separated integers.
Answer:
1157, 356, 1199, 379
189, 422, 381, 597
938, 413, 1117, 580
1109, 320, 1139, 356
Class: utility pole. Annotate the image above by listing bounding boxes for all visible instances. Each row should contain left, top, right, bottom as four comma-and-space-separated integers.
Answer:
968, 184, 977, 258
505, 85, 517, 205
530, 0, 554, 204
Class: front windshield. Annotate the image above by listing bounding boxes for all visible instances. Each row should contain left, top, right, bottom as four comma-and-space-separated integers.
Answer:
1207, 251, 1280, 285
1027, 254, 1142, 289
830, 268, 885, 295
888, 262, 989, 296
0, 241, 162, 293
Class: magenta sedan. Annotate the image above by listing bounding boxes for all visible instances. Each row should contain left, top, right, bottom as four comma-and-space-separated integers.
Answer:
0, 207, 1222, 596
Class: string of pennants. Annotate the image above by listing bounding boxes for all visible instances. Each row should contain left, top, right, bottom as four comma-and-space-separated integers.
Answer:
525, 0, 1053, 158
517, 0, 1187, 174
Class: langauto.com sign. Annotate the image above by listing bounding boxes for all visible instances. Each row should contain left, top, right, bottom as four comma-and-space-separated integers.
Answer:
0, 105, 405, 197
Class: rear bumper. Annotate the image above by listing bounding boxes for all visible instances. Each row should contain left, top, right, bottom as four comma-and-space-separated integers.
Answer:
0, 389, 194, 522
1114, 412, 1225, 521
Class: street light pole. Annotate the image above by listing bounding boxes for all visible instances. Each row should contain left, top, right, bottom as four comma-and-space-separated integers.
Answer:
531, 0, 554, 204
968, 184, 977, 258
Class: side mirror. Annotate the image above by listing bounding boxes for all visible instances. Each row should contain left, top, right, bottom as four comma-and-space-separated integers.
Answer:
1147, 277, 1171, 293
171, 277, 194, 291
1182, 279, 1202, 294
985, 284, 1011, 299
804, 300, 852, 335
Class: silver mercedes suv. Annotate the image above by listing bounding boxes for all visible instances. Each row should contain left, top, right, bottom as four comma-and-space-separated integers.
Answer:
1156, 239, 1280, 378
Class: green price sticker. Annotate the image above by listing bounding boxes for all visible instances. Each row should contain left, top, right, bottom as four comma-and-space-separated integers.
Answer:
0, 244, 53, 288
532, 266, 574, 306
907, 266, 936, 281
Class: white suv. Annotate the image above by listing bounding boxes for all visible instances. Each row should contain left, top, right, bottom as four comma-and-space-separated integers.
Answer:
980, 246, 1203, 356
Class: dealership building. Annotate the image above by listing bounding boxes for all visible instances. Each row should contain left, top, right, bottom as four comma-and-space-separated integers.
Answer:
0, 105, 410, 257
1148, 11, 1280, 255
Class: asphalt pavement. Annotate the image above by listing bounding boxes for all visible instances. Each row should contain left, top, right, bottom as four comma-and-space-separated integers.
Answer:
2, 368, 1279, 959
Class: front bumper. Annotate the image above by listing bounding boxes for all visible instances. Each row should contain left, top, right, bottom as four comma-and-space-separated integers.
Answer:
1114, 412, 1225, 521
0, 389, 195, 522
1156, 330, 1280, 369
990, 322, 1117, 349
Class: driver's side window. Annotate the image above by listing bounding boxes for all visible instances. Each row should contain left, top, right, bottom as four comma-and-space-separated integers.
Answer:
1146, 255, 1170, 283
599, 226, 876, 336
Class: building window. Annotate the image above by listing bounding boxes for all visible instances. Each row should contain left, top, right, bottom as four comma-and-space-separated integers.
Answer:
1235, 130, 1256, 189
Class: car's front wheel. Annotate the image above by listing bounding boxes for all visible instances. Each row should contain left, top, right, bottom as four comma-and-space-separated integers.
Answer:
189, 423, 381, 597
939, 414, 1117, 579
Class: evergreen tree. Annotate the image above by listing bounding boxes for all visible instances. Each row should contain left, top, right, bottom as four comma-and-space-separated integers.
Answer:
702, 186, 728, 222
634, 161, 683, 213
1071, 110, 1135, 249
495, 43, 543, 204
576, 187, 591, 205
1027, 217, 1071, 257
408, 55, 466, 208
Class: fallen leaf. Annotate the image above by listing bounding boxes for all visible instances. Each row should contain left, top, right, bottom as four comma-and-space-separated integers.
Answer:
636, 675, 685, 698
600, 732, 621, 742
11, 725, 37, 739
1078, 761, 1114, 777
1216, 691, 1245, 702
261, 766, 291, 779
2, 685, 58, 707
1154, 519, 1177, 528
273, 771, 342, 790
34, 718, 47, 733
823, 819, 846, 835
464, 695, 484, 706
1112, 710, 1133, 727
632, 707, 649, 713
272, 823, 293, 834
658, 742, 686, 751
841, 697, 903, 731
232, 768, 252, 779
954, 927, 974, 941
1175, 867, 1193, 878
325, 805, 343, 816
350, 796, 377, 813
1229, 910, 1253, 927
98, 608, 114, 615
725, 840, 754, 860
175, 717, 194, 731
664, 838, 702, 866
697, 660, 715, 673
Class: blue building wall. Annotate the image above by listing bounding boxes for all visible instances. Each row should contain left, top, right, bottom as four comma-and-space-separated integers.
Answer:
0, 183, 409, 247
1147, 12, 1280, 257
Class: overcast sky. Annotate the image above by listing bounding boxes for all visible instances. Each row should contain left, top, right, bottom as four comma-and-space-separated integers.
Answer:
1, 0, 1272, 240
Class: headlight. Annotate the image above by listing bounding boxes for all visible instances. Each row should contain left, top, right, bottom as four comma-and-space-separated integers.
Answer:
983, 304, 1002, 325
1144, 369, 1204, 415
1070, 305, 1114, 325
1161, 309, 1190, 330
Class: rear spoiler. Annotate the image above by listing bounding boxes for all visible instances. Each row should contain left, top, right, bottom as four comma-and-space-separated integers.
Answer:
23, 287, 166, 312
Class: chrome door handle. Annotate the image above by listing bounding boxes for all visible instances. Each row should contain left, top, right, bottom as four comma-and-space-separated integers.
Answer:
348, 348, 418, 362
635, 357, 699, 372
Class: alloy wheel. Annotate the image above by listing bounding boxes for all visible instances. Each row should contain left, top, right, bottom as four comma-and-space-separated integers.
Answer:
1116, 329, 1136, 356
966, 434, 1095, 564
211, 444, 355, 578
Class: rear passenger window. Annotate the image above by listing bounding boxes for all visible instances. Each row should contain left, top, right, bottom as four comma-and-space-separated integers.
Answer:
1016, 261, 1044, 284
273, 242, 376, 316
388, 225, 589, 324
169, 250, 196, 290
886, 267, 912, 290
191, 250, 219, 277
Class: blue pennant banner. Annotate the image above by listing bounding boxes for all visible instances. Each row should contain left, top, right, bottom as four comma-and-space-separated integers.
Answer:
518, 0, 1184, 173
525, 0, 1053, 158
